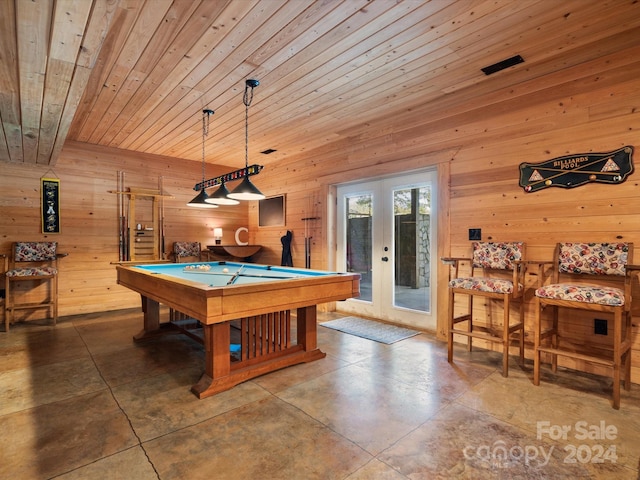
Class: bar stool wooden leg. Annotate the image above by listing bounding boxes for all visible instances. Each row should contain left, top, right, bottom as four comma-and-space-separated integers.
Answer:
501, 295, 510, 377
466, 295, 473, 352
533, 296, 541, 386
551, 308, 558, 373
5, 276, 11, 332
612, 311, 622, 410
447, 289, 455, 363
518, 297, 525, 365
624, 312, 632, 392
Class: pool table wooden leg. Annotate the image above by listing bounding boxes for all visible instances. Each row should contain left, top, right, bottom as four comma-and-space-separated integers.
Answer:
133, 295, 185, 341
297, 305, 318, 351
191, 322, 232, 398
133, 296, 164, 340
192, 307, 326, 399
207, 322, 231, 379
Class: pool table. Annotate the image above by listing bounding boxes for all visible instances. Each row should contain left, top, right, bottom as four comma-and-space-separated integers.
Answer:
116, 261, 360, 398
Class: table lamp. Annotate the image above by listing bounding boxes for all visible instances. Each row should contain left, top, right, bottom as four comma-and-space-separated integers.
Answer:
214, 228, 223, 244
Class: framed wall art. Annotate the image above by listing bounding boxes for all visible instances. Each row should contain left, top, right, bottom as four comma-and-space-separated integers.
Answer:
41, 177, 60, 233
259, 194, 286, 227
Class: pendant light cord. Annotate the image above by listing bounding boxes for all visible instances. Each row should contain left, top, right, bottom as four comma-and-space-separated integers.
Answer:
243, 84, 253, 169
202, 109, 213, 187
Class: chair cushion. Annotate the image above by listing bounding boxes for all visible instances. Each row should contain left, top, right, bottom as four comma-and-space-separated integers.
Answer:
14, 242, 57, 261
6, 266, 58, 277
558, 242, 628, 276
473, 242, 524, 270
174, 242, 200, 258
535, 283, 625, 306
449, 276, 521, 294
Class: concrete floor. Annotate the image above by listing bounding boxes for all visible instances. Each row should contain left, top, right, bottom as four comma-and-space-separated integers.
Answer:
1, 309, 639, 479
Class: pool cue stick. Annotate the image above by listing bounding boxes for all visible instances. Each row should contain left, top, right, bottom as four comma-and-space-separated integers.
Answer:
117, 171, 121, 261
121, 171, 126, 261
159, 175, 165, 259
527, 157, 614, 187
227, 265, 245, 285
116, 172, 119, 261
305, 216, 309, 268
123, 172, 130, 261
309, 195, 312, 268
532, 166, 622, 176
184, 270, 302, 280
117, 172, 123, 261
301, 216, 319, 269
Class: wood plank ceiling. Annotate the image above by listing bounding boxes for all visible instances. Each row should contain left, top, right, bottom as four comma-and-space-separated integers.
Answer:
1, 0, 639, 169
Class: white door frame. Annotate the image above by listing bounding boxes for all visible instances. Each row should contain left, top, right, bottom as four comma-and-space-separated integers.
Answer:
330, 169, 437, 330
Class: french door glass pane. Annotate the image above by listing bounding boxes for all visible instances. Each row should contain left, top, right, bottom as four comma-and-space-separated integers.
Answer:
393, 186, 431, 312
346, 194, 372, 302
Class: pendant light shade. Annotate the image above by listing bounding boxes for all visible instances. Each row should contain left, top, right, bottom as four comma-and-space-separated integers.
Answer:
188, 108, 218, 208
187, 188, 217, 208
205, 181, 240, 205
227, 176, 265, 200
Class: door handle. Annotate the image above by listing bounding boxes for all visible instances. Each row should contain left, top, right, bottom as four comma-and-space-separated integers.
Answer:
381, 256, 388, 262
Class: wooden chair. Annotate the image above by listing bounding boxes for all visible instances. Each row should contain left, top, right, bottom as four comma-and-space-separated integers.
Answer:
5, 242, 65, 331
444, 242, 526, 376
533, 242, 633, 409
172, 241, 203, 263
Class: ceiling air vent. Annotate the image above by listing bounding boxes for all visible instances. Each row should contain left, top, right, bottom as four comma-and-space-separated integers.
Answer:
481, 55, 524, 75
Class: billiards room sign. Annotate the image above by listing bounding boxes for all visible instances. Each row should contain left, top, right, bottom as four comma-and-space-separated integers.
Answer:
519, 146, 634, 193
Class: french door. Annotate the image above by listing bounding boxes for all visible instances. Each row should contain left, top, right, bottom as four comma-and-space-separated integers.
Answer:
335, 170, 436, 330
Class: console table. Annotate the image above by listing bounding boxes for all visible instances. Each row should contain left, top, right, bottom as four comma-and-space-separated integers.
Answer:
207, 244, 262, 261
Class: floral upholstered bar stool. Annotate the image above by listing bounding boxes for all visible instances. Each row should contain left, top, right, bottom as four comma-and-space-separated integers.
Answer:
5, 242, 66, 331
533, 242, 633, 409
172, 241, 203, 263
443, 242, 526, 377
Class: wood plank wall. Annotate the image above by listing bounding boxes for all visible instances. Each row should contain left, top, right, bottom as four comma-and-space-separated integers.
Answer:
0, 141, 250, 315
249, 44, 640, 383
1, 43, 639, 382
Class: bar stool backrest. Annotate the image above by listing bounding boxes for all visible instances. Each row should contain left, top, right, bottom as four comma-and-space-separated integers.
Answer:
557, 242, 629, 278
173, 242, 201, 262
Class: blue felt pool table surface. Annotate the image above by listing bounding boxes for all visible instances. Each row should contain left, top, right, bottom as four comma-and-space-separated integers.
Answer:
132, 261, 335, 287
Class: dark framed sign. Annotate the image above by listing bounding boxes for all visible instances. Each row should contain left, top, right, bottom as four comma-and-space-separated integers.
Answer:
259, 195, 286, 227
519, 146, 634, 193
41, 177, 60, 233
